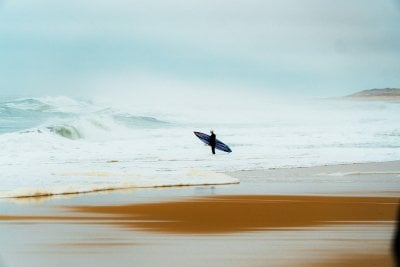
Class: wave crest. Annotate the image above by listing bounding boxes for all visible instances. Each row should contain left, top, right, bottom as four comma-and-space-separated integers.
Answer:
1, 96, 89, 113
114, 114, 169, 127
48, 125, 83, 140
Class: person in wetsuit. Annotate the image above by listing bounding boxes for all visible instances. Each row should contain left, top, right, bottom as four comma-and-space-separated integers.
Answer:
210, 130, 216, 154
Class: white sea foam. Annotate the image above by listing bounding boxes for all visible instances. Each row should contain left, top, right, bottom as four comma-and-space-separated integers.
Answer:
317, 171, 400, 177
0, 95, 399, 198
4, 169, 238, 198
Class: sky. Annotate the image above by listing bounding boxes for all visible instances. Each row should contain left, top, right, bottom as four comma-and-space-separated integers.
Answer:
0, 0, 399, 98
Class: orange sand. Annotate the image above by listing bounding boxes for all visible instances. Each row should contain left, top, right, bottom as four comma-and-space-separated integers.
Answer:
67, 195, 398, 234
1, 195, 398, 267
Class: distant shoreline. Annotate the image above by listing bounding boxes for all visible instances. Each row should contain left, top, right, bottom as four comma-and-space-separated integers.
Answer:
343, 88, 400, 102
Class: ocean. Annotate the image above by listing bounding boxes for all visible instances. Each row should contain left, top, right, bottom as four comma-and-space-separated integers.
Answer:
0, 95, 399, 198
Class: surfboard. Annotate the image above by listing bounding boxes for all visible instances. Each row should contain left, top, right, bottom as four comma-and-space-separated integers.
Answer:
194, 131, 232, 153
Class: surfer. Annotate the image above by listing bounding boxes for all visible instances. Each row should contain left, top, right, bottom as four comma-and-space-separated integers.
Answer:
193, 131, 232, 153
210, 130, 216, 154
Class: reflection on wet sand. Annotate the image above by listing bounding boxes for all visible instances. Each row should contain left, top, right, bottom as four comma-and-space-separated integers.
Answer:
309, 254, 392, 267
0, 195, 398, 267
1, 195, 397, 234
68, 195, 398, 234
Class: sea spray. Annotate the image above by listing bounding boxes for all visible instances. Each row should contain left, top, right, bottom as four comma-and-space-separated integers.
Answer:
0, 96, 399, 198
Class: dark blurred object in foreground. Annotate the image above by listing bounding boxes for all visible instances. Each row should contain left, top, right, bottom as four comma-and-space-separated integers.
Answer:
394, 204, 400, 267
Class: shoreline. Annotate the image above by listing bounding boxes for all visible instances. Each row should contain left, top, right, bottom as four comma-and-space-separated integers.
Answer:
2, 160, 400, 200
228, 159, 400, 175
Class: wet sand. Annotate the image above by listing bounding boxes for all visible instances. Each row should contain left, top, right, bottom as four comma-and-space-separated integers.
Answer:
0, 161, 399, 267
1, 195, 397, 234
67, 195, 397, 234
309, 254, 392, 267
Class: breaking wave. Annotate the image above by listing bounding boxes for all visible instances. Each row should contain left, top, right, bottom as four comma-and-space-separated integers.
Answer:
0, 96, 171, 139
48, 125, 83, 140
1, 95, 400, 199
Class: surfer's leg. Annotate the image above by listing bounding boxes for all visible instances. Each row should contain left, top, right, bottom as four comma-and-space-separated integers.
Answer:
211, 146, 215, 154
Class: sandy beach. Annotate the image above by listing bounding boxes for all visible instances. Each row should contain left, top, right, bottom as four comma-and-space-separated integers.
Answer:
0, 160, 399, 267
2, 0, 400, 265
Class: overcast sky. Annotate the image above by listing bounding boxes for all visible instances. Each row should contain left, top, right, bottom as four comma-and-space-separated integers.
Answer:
0, 0, 399, 97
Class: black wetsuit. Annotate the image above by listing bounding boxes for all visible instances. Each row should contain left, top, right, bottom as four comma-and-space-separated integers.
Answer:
210, 133, 216, 154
